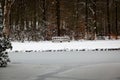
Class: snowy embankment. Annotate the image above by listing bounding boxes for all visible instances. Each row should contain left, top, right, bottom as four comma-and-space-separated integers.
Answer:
10, 40, 120, 52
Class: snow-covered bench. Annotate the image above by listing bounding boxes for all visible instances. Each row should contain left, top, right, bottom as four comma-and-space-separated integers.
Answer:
52, 36, 70, 42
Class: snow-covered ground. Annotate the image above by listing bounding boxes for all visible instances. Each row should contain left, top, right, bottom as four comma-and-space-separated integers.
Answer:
0, 51, 120, 80
11, 40, 120, 52
9, 51, 120, 64
1, 40, 120, 80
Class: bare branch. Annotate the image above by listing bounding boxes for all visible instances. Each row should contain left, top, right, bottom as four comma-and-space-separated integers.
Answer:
89, 6, 95, 15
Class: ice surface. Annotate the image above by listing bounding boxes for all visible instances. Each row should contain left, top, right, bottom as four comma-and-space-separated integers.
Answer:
0, 51, 120, 80
1, 40, 120, 80
9, 51, 120, 64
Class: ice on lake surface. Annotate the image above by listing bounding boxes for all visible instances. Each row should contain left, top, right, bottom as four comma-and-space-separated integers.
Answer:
0, 51, 120, 80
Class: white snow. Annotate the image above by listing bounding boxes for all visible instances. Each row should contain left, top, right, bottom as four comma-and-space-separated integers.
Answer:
1, 40, 120, 80
9, 51, 120, 64
54, 63, 120, 80
11, 40, 120, 52
1, 51, 120, 80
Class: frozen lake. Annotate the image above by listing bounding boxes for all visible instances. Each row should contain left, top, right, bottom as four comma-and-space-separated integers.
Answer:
0, 51, 120, 80
9, 51, 120, 64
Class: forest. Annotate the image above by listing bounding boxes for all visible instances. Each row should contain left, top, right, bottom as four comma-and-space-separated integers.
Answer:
0, 0, 120, 41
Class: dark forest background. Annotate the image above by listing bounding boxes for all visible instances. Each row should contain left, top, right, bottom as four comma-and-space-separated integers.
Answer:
0, 0, 120, 41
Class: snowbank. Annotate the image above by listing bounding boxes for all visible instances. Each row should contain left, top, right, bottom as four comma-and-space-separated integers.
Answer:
10, 40, 120, 52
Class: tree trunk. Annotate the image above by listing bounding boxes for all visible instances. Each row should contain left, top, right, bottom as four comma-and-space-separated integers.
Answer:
43, 0, 46, 25
85, 0, 88, 39
115, 0, 118, 39
107, 0, 111, 39
33, 0, 36, 30
2, 0, 14, 39
56, 0, 60, 36
93, 0, 97, 39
